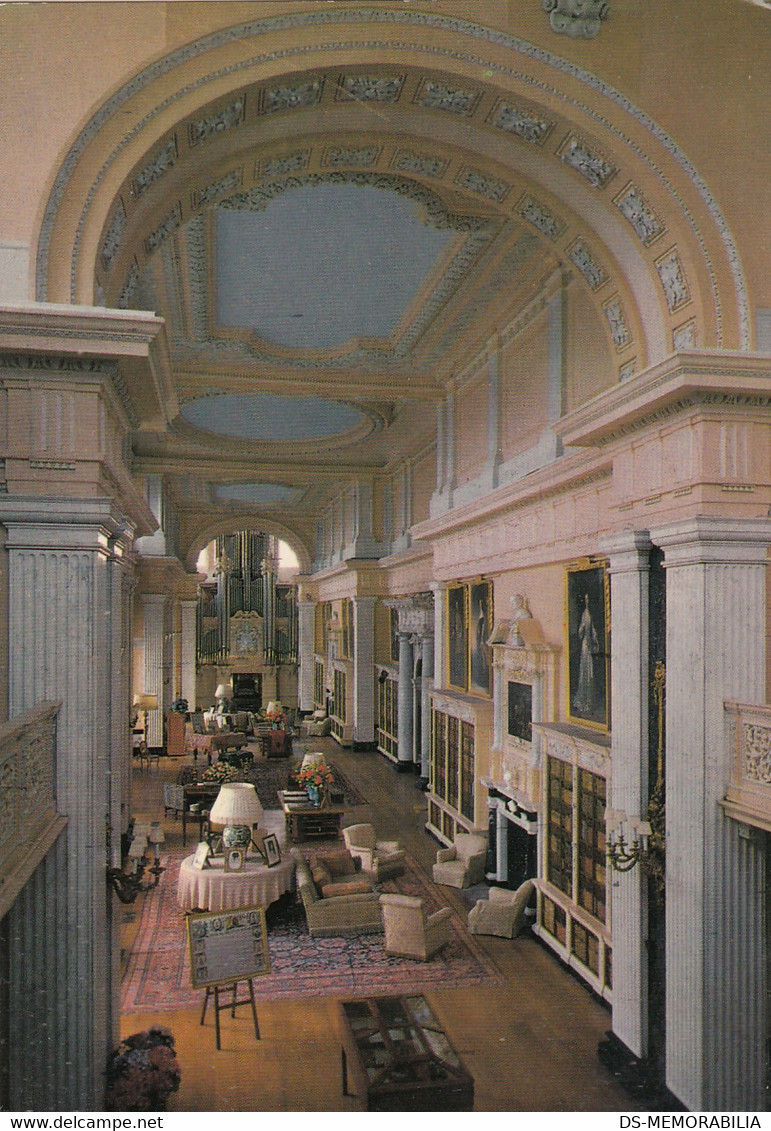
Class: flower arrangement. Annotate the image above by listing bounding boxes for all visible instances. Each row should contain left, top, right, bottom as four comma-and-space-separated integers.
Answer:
104, 1026, 181, 1111
264, 707, 284, 726
202, 761, 239, 784
296, 758, 335, 789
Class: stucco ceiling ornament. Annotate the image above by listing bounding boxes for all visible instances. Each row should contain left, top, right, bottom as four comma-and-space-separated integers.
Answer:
542, 0, 609, 39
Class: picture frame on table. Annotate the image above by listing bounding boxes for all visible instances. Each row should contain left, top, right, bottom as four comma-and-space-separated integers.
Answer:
224, 847, 246, 873
191, 841, 211, 870
262, 833, 281, 868
565, 561, 610, 731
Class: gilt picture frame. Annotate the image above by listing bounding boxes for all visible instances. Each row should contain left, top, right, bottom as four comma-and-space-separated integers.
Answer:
469, 580, 492, 696
447, 584, 468, 691
565, 562, 610, 731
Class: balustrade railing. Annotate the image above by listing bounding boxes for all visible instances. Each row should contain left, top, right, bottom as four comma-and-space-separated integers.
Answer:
723, 701, 771, 832
0, 700, 65, 918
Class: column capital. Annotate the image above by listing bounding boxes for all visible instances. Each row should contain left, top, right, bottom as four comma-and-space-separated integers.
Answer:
0, 495, 134, 554
650, 516, 771, 567
601, 529, 652, 573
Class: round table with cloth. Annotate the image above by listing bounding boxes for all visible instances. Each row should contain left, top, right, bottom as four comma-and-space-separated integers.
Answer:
177, 852, 295, 911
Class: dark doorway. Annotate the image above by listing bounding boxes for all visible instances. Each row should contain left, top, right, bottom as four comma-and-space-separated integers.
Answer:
232, 672, 261, 712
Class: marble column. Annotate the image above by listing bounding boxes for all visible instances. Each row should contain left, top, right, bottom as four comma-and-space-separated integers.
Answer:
178, 598, 198, 710
297, 597, 315, 713
352, 596, 377, 746
651, 516, 770, 1111
141, 593, 167, 748
397, 631, 414, 768
603, 530, 652, 1061
431, 582, 447, 694
0, 496, 134, 1109
484, 343, 502, 490
419, 632, 434, 784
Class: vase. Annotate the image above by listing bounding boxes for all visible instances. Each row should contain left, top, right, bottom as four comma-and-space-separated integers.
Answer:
306, 783, 321, 806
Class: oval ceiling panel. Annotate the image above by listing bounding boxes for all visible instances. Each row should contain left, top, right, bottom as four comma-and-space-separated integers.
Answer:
180, 393, 365, 441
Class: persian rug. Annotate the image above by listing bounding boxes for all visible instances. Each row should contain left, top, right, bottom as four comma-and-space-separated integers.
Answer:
243, 760, 367, 810
121, 849, 503, 1014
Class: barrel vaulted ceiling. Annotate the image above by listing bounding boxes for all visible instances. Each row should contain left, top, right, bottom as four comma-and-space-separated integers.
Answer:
35, 3, 752, 568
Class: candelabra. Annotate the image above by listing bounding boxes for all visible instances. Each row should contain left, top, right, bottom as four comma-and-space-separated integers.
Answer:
107, 822, 165, 904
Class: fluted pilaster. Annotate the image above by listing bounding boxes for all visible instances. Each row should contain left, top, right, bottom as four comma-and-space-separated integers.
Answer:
652, 516, 771, 1111
297, 598, 315, 713
352, 596, 377, 745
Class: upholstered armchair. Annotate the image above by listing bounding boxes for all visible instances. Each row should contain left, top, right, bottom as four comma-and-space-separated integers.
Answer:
467, 880, 535, 938
305, 709, 331, 737
342, 823, 406, 881
432, 832, 488, 889
379, 893, 452, 961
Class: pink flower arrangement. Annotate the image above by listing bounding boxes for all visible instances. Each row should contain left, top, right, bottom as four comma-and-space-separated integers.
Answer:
104, 1026, 181, 1111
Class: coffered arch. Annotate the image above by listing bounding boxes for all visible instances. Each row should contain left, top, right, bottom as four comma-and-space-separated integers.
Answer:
36, 7, 746, 360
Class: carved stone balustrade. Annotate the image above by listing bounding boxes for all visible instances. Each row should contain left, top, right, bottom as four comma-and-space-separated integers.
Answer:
723, 701, 771, 832
0, 701, 66, 919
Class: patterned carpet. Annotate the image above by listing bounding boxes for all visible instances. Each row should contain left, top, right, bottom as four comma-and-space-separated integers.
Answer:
122, 849, 503, 1014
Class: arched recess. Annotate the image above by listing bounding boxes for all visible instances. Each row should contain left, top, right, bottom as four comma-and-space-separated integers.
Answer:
36, 7, 748, 357
182, 512, 312, 577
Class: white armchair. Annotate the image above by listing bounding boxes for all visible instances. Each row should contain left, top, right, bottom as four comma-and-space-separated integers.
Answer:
379, 893, 452, 961
467, 880, 535, 938
432, 832, 488, 889
342, 823, 406, 881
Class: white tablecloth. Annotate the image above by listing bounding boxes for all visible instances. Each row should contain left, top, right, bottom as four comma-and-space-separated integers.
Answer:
177, 852, 295, 911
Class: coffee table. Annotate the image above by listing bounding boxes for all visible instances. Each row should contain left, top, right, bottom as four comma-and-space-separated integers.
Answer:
339, 994, 474, 1111
277, 790, 345, 842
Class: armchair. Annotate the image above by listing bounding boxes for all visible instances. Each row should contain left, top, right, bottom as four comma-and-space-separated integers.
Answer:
342, 823, 406, 881
467, 880, 535, 938
431, 832, 488, 889
379, 893, 452, 961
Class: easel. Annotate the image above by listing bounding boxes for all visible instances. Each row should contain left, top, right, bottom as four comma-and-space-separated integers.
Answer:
200, 979, 260, 1050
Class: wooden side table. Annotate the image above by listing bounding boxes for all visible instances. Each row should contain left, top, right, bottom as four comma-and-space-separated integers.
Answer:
277, 790, 345, 842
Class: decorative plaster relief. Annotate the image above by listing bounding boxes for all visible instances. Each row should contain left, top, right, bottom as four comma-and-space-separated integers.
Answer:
567, 239, 608, 290
656, 248, 690, 312
257, 151, 310, 178
673, 319, 696, 350
614, 182, 665, 246
144, 204, 181, 256
619, 358, 637, 381
192, 169, 243, 208
391, 150, 447, 179
261, 82, 322, 113
117, 260, 138, 310
338, 75, 404, 103
323, 146, 381, 168
100, 200, 126, 271
543, 0, 609, 39
416, 79, 479, 115
559, 134, 617, 189
384, 593, 434, 636
132, 138, 178, 197
535, 722, 610, 775
743, 722, 771, 783
189, 97, 245, 144
603, 295, 631, 350
516, 194, 565, 241
430, 690, 477, 724
489, 100, 554, 143
455, 167, 510, 203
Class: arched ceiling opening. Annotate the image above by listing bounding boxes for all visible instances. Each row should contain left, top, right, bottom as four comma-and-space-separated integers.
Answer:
33, 6, 749, 565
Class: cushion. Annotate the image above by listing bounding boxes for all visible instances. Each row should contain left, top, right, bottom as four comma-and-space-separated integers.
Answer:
324, 849, 357, 877
310, 862, 332, 889
320, 879, 373, 898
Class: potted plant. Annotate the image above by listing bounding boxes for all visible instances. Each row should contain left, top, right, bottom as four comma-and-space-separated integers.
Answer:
296, 758, 335, 806
104, 1025, 181, 1111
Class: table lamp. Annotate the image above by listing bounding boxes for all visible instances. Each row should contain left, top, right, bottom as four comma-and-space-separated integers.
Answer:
132, 692, 158, 739
214, 682, 233, 712
208, 783, 264, 851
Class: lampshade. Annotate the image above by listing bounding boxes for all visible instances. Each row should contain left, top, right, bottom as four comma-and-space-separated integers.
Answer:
266, 701, 283, 715
214, 683, 233, 700
133, 693, 158, 710
209, 783, 264, 828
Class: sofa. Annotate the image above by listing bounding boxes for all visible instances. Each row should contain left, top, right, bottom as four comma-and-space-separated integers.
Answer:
290, 848, 383, 938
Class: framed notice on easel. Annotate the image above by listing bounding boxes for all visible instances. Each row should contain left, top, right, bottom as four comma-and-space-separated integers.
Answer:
186, 906, 270, 989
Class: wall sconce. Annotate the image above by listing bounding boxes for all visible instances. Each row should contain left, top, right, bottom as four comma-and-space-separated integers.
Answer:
107, 821, 165, 904
606, 661, 666, 896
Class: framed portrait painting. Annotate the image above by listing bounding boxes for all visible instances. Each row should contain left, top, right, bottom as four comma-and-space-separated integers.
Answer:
565, 562, 609, 730
469, 580, 492, 696
447, 584, 468, 690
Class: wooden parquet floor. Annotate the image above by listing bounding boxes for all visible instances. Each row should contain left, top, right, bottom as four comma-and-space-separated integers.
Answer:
124, 738, 641, 1112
